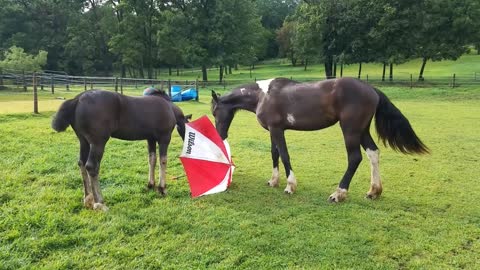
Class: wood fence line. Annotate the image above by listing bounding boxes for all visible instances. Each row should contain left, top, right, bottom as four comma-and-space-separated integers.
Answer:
1, 70, 479, 113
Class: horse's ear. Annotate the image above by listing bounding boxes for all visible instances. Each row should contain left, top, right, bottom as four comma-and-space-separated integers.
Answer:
211, 90, 218, 102
185, 114, 192, 120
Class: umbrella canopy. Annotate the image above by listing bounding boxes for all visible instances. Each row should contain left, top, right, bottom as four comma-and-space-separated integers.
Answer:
180, 116, 234, 197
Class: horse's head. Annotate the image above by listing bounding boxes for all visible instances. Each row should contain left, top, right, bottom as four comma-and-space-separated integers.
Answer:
211, 90, 234, 140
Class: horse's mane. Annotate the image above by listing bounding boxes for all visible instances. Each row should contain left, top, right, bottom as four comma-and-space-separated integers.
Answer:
149, 89, 171, 101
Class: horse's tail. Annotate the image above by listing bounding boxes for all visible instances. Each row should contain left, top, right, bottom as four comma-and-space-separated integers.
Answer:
51, 98, 78, 132
374, 88, 429, 154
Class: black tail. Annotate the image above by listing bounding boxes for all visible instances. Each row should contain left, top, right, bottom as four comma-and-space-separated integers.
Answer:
51, 98, 78, 132
374, 88, 429, 154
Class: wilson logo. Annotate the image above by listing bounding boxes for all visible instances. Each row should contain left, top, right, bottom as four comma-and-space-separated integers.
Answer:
186, 132, 196, 154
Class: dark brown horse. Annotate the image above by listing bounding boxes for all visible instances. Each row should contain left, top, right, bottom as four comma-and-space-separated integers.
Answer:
52, 89, 191, 211
211, 77, 429, 202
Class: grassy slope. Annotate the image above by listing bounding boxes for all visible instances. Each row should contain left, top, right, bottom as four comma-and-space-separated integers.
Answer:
158, 54, 480, 81
1, 87, 479, 269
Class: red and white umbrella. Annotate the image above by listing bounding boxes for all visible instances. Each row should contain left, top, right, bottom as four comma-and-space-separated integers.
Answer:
180, 116, 235, 198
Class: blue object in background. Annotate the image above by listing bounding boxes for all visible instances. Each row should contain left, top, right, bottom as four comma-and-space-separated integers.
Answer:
180, 88, 198, 101
171, 85, 182, 102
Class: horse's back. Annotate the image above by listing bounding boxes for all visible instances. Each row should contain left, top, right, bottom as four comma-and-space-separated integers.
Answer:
73, 90, 176, 141
257, 78, 379, 131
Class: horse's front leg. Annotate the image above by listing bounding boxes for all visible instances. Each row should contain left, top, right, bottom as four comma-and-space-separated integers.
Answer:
270, 128, 297, 194
267, 139, 280, 187
147, 139, 157, 190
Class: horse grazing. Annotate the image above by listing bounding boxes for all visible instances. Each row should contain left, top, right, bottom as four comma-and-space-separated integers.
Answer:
52, 89, 191, 211
211, 77, 429, 202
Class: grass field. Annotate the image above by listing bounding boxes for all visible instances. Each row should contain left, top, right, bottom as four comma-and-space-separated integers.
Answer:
1, 84, 479, 269
157, 54, 480, 82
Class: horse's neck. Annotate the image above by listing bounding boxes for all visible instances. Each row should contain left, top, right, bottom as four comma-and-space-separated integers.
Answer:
230, 88, 262, 113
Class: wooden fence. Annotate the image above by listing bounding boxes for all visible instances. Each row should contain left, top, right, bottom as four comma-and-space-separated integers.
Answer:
1, 69, 480, 113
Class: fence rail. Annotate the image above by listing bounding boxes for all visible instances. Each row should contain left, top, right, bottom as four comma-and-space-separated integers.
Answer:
2, 70, 480, 92
1, 70, 480, 114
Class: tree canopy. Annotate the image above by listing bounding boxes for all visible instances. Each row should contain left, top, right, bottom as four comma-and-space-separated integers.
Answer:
0, 0, 479, 80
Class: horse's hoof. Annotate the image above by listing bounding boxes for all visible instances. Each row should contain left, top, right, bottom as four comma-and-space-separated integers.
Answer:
284, 189, 293, 195
93, 203, 109, 211
267, 180, 279, 187
83, 194, 94, 209
157, 187, 167, 196
328, 188, 347, 203
365, 185, 382, 200
365, 193, 380, 200
147, 182, 155, 190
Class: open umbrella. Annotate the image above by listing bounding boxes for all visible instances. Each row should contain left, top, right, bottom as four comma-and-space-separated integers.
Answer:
180, 115, 234, 197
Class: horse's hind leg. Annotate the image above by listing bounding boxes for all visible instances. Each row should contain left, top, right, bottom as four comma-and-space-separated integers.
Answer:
267, 139, 280, 187
147, 139, 157, 190
329, 128, 362, 203
77, 136, 93, 208
361, 130, 382, 199
85, 141, 108, 211
157, 137, 171, 196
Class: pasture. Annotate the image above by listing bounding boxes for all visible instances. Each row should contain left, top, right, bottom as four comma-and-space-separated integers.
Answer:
0, 86, 479, 269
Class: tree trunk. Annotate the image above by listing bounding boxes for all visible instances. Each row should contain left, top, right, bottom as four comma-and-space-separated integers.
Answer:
340, 63, 343, 77
201, 65, 208, 81
382, 62, 386, 81
139, 63, 145, 79
219, 65, 224, 82
304, 59, 308, 71
235, 64, 238, 70
357, 62, 362, 79
324, 54, 333, 79
389, 63, 393, 81
176, 65, 180, 76
228, 65, 232, 74
291, 51, 296, 66
418, 57, 427, 81
333, 61, 337, 78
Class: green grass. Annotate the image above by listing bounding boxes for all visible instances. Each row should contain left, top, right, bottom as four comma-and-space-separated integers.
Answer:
1, 86, 479, 269
157, 54, 480, 82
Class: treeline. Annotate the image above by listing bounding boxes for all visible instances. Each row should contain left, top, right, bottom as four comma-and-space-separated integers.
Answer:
0, 0, 479, 81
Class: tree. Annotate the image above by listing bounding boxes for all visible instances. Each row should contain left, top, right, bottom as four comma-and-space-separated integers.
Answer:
0, 46, 48, 71
255, 0, 299, 58
65, 1, 117, 75
413, 0, 480, 80
276, 21, 298, 66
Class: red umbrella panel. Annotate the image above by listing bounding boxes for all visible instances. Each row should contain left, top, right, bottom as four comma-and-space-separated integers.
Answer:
180, 116, 234, 197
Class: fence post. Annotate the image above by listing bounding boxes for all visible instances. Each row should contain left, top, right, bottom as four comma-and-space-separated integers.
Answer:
51, 75, 55, 94
195, 79, 199, 101
90, 80, 93, 89
33, 72, 38, 114
23, 70, 27, 91
452, 73, 456, 88
366, 74, 369, 83
114, 77, 118, 92
40, 75, 44, 91
410, 74, 413, 89
0, 68, 3, 89
120, 77, 123, 94
168, 79, 171, 97
66, 75, 70, 91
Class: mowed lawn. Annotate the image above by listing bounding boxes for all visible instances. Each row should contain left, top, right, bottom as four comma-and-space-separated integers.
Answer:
0, 87, 479, 269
